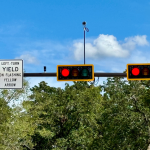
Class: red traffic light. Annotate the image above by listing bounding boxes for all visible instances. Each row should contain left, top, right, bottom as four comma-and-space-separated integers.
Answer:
132, 68, 140, 76
127, 63, 150, 80
61, 68, 70, 77
57, 64, 94, 81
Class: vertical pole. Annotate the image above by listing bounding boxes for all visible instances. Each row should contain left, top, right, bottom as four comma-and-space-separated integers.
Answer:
84, 28, 85, 64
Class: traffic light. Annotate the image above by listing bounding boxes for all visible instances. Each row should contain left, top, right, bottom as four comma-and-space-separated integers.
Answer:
57, 64, 94, 81
127, 63, 150, 80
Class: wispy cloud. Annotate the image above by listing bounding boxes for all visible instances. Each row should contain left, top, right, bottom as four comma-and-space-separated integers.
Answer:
122, 35, 149, 50
15, 53, 40, 65
73, 34, 149, 61
0, 22, 26, 36
15, 40, 73, 67
12, 34, 150, 75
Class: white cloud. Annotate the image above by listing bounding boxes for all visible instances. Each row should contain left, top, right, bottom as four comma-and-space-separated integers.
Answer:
73, 34, 149, 61
122, 35, 149, 50
15, 53, 40, 65
0, 22, 26, 36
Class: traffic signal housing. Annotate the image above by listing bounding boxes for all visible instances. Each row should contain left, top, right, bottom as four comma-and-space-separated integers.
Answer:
127, 63, 150, 80
57, 64, 94, 81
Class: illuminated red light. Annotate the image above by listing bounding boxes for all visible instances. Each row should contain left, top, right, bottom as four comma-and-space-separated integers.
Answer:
61, 68, 70, 77
132, 68, 140, 76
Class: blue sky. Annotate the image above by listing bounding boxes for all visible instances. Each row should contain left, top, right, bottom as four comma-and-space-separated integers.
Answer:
0, 0, 150, 96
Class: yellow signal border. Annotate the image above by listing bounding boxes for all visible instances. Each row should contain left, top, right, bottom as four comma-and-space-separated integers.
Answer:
127, 63, 150, 80
57, 64, 94, 81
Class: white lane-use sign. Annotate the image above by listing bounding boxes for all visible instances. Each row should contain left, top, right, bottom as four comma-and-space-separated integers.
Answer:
0, 59, 23, 89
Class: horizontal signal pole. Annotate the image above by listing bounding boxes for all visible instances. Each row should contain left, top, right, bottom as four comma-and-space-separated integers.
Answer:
24, 73, 57, 77
94, 73, 126, 77
24, 73, 127, 77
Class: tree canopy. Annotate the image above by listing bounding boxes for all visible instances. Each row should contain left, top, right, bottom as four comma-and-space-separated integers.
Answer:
1, 75, 150, 149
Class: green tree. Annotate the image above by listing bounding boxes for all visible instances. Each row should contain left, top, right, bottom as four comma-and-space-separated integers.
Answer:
0, 78, 35, 150
22, 81, 104, 149
3, 73, 150, 149
0, 97, 12, 149
95, 75, 150, 150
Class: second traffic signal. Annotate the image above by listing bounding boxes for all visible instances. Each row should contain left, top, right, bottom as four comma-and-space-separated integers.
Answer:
57, 64, 94, 81
127, 63, 150, 80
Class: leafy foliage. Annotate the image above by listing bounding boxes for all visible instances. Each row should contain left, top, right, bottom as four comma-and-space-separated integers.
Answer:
1, 75, 150, 149
98, 77, 150, 149
22, 81, 104, 149
0, 78, 34, 150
